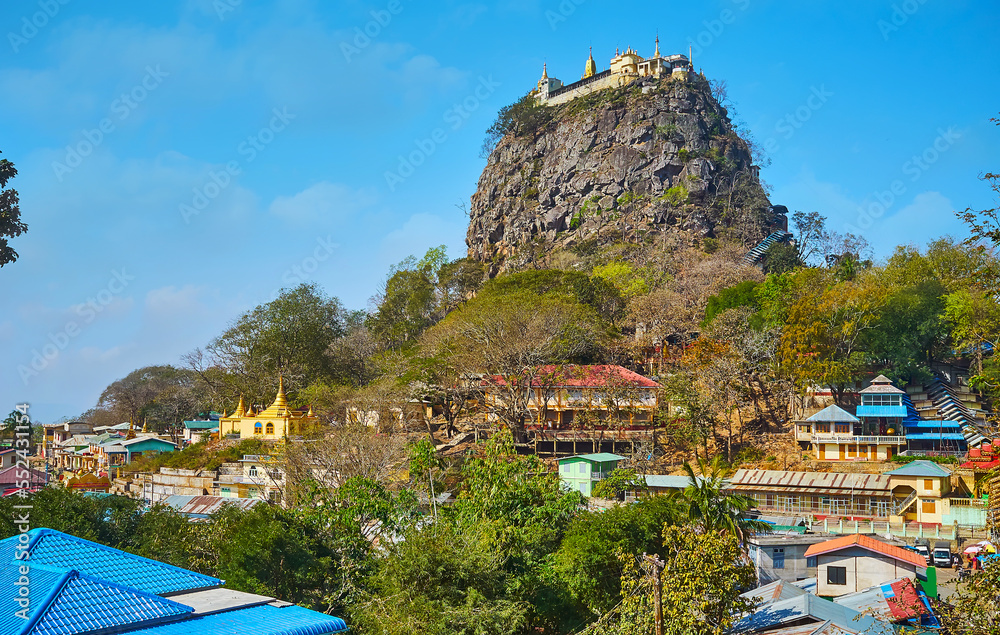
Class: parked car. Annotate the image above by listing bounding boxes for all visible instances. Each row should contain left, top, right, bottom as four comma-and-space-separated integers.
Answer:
933, 542, 952, 568
913, 540, 931, 564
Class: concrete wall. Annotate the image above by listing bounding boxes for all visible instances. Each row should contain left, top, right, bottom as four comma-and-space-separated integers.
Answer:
544, 73, 635, 106
750, 542, 818, 584
816, 547, 919, 596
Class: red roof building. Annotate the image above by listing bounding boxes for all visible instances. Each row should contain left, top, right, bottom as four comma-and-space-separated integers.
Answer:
805, 534, 927, 597
483, 364, 661, 429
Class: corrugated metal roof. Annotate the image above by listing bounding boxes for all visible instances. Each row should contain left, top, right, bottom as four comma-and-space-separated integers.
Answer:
807, 405, 859, 423
561, 453, 626, 463
162, 495, 261, 517
833, 577, 930, 622
856, 405, 907, 417
728, 469, 891, 494
644, 475, 696, 489
731, 594, 894, 634
885, 460, 952, 477
803, 534, 927, 568
905, 433, 966, 440
740, 580, 809, 607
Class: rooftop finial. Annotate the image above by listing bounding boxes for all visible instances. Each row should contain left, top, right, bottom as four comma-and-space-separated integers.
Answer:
655, 33, 660, 58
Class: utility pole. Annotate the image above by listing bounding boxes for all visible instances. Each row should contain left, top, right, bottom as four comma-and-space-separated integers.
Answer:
643, 553, 665, 635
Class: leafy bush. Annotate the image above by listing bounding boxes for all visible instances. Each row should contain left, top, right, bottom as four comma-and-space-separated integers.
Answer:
481, 94, 554, 157
658, 184, 688, 207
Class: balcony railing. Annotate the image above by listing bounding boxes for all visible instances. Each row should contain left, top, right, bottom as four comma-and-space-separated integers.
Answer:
795, 431, 907, 445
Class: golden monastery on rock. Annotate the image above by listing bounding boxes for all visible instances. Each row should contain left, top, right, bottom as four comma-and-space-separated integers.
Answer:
533, 37, 693, 105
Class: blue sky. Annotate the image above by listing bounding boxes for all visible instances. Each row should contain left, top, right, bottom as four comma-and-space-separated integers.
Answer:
1, 0, 997, 423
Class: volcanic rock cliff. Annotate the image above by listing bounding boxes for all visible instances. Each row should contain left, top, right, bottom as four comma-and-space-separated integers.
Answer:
467, 74, 779, 274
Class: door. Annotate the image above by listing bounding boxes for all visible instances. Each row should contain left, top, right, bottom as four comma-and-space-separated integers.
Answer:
840, 444, 846, 460
886, 447, 892, 460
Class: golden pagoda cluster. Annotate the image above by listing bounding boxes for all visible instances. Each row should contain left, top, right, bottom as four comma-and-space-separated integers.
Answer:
218, 376, 319, 440
534, 37, 691, 105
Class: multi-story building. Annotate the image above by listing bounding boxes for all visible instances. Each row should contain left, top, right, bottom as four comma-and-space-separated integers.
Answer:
794, 375, 970, 461
794, 403, 906, 461
484, 364, 661, 429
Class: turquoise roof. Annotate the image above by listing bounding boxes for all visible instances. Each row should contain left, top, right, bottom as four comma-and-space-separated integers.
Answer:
856, 405, 907, 417
807, 405, 859, 423
886, 460, 952, 477
906, 420, 962, 429
560, 453, 626, 463
183, 420, 218, 430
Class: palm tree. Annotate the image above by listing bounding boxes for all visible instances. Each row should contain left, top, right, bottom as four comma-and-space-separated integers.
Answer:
681, 456, 770, 542
1, 410, 20, 447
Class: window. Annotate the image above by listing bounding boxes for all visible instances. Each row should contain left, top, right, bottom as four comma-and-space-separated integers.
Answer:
806, 556, 817, 568
254, 422, 262, 435
265, 422, 275, 435
923, 479, 934, 491
827, 566, 847, 585
922, 500, 936, 514
772, 548, 785, 569
579, 463, 586, 474
249, 465, 258, 478
835, 424, 850, 434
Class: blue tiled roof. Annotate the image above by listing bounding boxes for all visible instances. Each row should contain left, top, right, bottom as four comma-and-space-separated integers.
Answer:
905, 420, 962, 429
905, 433, 967, 441
856, 405, 908, 418
126, 604, 349, 634
25, 570, 192, 635
0, 529, 220, 595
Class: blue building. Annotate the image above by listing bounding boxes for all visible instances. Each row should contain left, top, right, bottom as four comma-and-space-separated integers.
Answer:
0, 528, 349, 635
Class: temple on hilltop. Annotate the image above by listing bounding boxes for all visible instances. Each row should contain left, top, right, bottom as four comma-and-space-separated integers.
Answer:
219, 375, 319, 440
534, 36, 693, 105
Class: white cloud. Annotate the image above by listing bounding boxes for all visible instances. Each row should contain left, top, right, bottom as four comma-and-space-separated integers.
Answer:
268, 181, 378, 224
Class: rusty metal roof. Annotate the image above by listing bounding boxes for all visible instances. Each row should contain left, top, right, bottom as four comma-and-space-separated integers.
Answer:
728, 469, 891, 495
162, 495, 261, 518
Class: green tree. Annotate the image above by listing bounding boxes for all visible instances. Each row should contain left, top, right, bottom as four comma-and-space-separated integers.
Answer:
681, 456, 769, 541
591, 467, 646, 500
703, 280, 759, 326
191, 283, 348, 406
760, 241, 801, 274
945, 287, 1000, 374
482, 93, 554, 157
553, 495, 683, 617
609, 526, 757, 635
0, 151, 26, 267
934, 558, 1000, 634
426, 286, 613, 442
